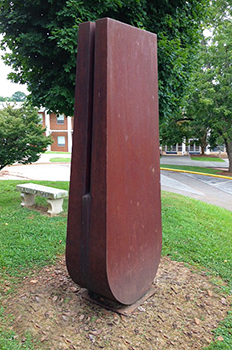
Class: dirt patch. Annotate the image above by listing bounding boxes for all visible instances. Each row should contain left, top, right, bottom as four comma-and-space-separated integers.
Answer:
29, 204, 50, 214
3, 256, 230, 350
217, 170, 232, 177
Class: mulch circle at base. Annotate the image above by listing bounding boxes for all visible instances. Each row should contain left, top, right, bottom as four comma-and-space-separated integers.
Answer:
2, 256, 230, 350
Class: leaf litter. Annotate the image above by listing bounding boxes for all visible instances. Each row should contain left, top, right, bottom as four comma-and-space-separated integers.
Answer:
2, 256, 230, 349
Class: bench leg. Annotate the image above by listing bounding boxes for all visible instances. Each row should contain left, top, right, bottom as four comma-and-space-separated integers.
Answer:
20, 193, 36, 207
47, 198, 64, 215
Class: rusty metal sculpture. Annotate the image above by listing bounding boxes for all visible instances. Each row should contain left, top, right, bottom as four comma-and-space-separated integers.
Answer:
66, 18, 162, 305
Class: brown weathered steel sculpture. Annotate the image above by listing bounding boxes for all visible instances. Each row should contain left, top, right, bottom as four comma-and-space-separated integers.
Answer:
66, 18, 162, 305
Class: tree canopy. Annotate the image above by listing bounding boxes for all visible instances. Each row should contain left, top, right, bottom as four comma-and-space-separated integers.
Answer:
11, 91, 27, 102
0, 104, 52, 170
0, 0, 208, 119
0, 91, 26, 102
186, 11, 232, 171
159, 0, 232, 169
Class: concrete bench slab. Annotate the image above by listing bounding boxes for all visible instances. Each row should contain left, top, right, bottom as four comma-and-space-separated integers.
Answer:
16, 183, 68, 215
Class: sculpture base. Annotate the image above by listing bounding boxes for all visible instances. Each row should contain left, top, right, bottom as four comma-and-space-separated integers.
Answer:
79, 285, 156, 316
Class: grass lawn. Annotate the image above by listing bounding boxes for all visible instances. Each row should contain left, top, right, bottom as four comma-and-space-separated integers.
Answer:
162, 192, 232, 288
45, 151, 71, 154
160, 164, 232, 178
0, 180, 69, 277
0, 180, 231, 349
49, 157, 71, 163
162, 192, 232, 349
161, 164, 220, 174
191, 156, 225, 162
0, 180, 69, 349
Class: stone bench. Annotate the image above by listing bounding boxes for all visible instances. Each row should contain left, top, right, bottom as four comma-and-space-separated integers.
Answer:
16, 183, 68, 215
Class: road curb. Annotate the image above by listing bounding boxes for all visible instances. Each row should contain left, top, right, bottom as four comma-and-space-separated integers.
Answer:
160, 167, 232, 180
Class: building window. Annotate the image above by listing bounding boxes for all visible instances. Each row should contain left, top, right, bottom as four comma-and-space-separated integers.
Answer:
57, 136, 66, 146
57, 114, 64, 124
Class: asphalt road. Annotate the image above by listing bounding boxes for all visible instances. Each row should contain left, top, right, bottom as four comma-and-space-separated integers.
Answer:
160, 155, 232, 211
1, 154, 231, 212
161, 170, 232, 212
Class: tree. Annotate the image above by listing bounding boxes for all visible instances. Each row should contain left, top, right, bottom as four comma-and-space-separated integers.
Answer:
0, 104, 52, 170
11, 91, 26, 102
0, 92, 26, 102
159, 0, 232, 151
187, 19, 232, 172
183, 39, 213, 155
0, 0, 208, 119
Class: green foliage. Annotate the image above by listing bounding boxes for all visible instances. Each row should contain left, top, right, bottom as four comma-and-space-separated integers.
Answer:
0, 92, 26, 102
161, 1, 232, 158
160, 115, 192, 147
186, 17, 232, 171
11, 91, 26, 102
0, 0, 208, 118
0, 104, 52, 170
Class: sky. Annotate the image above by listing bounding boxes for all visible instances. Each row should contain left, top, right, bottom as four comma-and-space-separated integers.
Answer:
0, 37, 28, 98
0, 55, 28, 98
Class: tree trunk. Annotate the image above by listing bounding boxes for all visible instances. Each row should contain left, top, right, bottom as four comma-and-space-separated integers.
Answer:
201, 143, 205, 155
200, 133, 207, 155
225, 140, 232, 173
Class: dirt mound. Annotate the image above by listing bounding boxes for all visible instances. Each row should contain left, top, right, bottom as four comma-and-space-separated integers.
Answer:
3, 256, 230, 349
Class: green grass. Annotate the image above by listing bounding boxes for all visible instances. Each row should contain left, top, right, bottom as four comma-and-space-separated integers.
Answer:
162, 192, 232, 288
0, 180, 69, 349
205, 312, 232, 350
45, 151, 71, 154
162, 191, 232, 349
160, 164, 232, 177
0, 323, 39, 350
0, 181, 231, 349
49, 157, 71, 163
0, 180, 68, 277
191, 156, 225, 162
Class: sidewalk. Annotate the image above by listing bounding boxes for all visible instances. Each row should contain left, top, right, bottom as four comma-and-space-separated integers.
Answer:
35, 153, 71, 163
1, 153, 71, 181
160, 155, 229, 169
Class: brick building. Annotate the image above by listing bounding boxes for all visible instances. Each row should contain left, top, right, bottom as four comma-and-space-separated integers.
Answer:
0, 102, 73, 152
161, 139, 226, 156
38, 109, 73, 152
